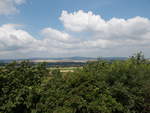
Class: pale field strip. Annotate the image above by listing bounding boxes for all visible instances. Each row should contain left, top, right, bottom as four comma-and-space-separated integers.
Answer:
30, 59, 94, 63
49, 67, 83, 73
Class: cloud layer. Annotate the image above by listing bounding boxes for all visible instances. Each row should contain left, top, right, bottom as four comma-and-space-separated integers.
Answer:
0, 0, 26, 15
0, 10, 150, 58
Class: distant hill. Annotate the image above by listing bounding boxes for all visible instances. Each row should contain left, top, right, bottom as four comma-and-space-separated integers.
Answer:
0, 56, 127, 63
0, 56, 128, 67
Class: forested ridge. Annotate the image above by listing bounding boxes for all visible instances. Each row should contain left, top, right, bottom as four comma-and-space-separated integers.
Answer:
0, 53, 150, 113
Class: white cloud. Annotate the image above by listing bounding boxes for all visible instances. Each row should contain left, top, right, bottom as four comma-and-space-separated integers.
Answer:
0, 24, 37, 51
59, 10, 106, 32
59, 11, 150, 41
0, 0, 26, 15
0, 10, 150, 58
41, 28, 71, 42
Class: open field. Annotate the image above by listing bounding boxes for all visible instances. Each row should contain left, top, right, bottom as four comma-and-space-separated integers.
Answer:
48, 66, 83, 72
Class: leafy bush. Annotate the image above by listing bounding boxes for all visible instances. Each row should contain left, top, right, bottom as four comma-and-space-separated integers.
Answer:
0, 61, 48, 113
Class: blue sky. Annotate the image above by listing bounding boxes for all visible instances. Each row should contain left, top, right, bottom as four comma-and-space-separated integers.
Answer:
0, 0, 150, 59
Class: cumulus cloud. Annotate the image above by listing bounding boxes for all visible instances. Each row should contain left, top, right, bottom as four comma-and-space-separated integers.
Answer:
0, 0, 26, 15
41, 28, 71, 42
59, 10, 150, 48
59, 10, 106, 32
0, 24, 38, 51
0, 10, 150, 58
60, 10, 150, 40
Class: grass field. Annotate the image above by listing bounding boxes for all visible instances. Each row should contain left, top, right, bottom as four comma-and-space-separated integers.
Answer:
48, 67, 82, 72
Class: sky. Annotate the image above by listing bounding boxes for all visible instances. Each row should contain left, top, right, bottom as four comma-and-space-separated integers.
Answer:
0, 0, 150, 59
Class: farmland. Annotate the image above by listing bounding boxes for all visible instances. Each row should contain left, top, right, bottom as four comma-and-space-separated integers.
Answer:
48, 66, 83, 72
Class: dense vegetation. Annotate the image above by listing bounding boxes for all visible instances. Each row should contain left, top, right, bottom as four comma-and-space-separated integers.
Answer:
0, 62, 85, 67
0, 53, 150, 113
46, 62, 85, 67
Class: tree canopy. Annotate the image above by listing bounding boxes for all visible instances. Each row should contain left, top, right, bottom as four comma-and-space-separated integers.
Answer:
0, 53, 150, 113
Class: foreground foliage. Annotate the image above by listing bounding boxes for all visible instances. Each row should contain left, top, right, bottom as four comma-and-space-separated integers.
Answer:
0, 53, 150, 113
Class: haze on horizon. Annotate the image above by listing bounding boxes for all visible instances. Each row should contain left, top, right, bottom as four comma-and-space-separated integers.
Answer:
0, 0, 150, 59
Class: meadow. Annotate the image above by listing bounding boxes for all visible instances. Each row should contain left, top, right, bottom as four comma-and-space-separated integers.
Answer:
48, 67, 83, 73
